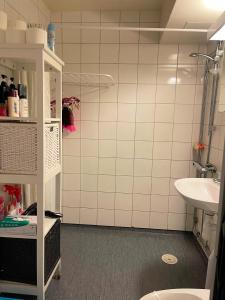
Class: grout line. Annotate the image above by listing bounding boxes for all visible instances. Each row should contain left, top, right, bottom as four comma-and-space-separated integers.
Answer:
78, 16, 82, 224
131, 10, 141, 228
96, 9, 102, 226
113, 9, 122, 227
66, 120, 198, 124
62, 205, 187, 214
168, 44, 180, 229
149, 42, 160, 229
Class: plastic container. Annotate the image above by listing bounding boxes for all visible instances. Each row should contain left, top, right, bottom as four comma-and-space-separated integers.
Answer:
0, 11, 7, 30
0, 196, 5, 221
6, 20, 27, 43
0, 11, 7, 43
8, 20, 26, 30
26, 24, 47, 45
8, 89, 19, 117
19, 97, 29, 117
0, 100, 7, 116
47, 23, 56, 51
0, 74, 8, 116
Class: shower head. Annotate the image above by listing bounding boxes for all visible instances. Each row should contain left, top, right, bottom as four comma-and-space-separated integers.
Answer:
189, 52, 216, 62
189, 52, 220, 74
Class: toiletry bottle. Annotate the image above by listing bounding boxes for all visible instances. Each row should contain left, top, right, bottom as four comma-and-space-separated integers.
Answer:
18, 70, 29, 117
0, 83, 6, 116
8, 89, 19, 117
18, 70, 25, 98
47, 23, 56, 52
0, 90, 6, 116
9, 77, 16, 90
17, 71, 23, 99
21, 70, 28, 88
0, 196, 5, 221
0, 75, 9, 116
19, 87, 29, 117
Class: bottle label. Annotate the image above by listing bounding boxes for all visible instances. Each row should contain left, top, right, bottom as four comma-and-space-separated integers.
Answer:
20, 99, 29, 117
14, 101, 18, 114
0, 104, 7, 116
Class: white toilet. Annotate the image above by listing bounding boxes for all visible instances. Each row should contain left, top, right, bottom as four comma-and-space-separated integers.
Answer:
140, 289, 210, 300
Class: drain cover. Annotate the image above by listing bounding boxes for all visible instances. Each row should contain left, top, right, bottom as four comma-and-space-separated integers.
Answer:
161, 254, 178, 265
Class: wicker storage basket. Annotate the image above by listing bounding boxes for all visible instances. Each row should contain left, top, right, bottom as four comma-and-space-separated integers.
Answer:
0, 123, 60, 175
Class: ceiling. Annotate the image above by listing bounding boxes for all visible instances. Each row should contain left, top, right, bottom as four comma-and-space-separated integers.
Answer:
43, 0, 225, 43
43, 0, 164, 11
160, 0, 224, 43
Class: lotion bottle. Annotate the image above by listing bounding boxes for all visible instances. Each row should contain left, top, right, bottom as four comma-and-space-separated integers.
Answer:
0, 75, 8, 116
18, 71, 29, 117
19, 93, 29, 117
8, 89, 19, 117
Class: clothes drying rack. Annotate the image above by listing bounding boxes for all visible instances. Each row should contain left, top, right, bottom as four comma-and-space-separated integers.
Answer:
62, 72, 115, 87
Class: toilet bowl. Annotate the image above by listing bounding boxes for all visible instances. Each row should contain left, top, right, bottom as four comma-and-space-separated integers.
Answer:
140, 289, 210, 300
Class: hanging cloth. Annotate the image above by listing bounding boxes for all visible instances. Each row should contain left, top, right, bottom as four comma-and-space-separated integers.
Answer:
62, 106, 76, 132
51, 96, 80, 133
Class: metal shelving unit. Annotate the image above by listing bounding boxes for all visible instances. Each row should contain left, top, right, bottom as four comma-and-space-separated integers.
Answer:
0, 44, 64, 300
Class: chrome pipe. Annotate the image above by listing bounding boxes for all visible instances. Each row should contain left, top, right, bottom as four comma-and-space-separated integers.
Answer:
207, 72, 220, 164
198, 62, 210, 163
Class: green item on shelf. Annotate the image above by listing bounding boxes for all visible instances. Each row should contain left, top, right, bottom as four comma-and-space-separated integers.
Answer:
0, 216, 29, 228
0, 297, 22, 300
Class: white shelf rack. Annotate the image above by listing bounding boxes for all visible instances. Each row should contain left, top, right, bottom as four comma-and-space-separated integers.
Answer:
63, 71, 115, 87
0, 43, 64, 300
0, 116, 61, 123
0, 217, 57, 239
0, 258, 61, 296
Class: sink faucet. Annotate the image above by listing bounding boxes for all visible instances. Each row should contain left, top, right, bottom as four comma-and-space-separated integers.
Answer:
213, 171, 221, 184
213, 177, 221, 184
193, 161, 217, 178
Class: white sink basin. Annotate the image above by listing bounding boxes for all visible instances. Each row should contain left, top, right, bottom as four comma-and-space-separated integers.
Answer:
174, 178, 220, 213
140, 289, 210, 300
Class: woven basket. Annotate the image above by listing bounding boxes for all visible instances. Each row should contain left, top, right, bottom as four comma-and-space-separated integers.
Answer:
45, 124, 60, 173
0, 123, 60, 175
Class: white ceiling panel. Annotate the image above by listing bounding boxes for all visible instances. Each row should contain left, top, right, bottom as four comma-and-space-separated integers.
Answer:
43, 0, 164, 11
160, 0, 224, 43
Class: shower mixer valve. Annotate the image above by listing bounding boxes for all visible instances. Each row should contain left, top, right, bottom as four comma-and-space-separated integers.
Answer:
193, 161, 217, 177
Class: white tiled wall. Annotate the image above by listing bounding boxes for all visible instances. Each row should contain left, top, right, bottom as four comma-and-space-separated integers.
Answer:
53, 10, 204, 230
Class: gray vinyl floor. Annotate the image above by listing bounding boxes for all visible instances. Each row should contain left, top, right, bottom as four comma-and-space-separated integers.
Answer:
3, 224, 207, 300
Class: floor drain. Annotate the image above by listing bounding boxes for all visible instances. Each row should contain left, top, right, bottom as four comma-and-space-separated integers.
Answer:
161, 254, 178, 265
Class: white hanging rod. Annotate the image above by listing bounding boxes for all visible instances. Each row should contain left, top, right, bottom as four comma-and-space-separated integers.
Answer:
63, 72, 115, 87
58, 24, 208, 33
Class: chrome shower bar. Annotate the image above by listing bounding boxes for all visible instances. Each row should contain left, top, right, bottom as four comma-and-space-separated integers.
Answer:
58, 24, 208, 33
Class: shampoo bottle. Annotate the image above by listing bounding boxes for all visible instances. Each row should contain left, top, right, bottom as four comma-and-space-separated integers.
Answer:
0, 91, 6, 116
0, 74, 8, 116
19, 90, 29, 117
18, 71, 29, 117
8, 89, 19, 117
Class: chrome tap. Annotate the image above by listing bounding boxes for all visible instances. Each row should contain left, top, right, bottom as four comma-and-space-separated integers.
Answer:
213, 171, 221, 184
193, 161, 207, 174
205, 163, 217, 174
193, 162, 217, 177
213, 177, 221, 184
